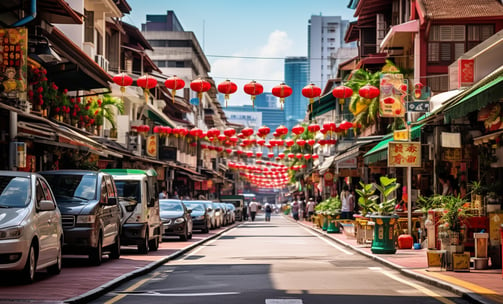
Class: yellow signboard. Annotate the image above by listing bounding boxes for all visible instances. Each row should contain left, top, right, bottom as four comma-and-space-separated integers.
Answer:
393, 129, 409, 141
388, 141, 421, 167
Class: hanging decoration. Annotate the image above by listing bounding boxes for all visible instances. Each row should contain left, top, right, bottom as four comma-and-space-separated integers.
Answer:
217, 79, 238, 107
137, 74, 158, 103
257, 126, 271, 138
112, 73, 133, 102
332, 85, 353, 110
224, 127, 236, 137
243, 80, 264, 108
164, 75, 185, 103
302, 83, 321, 112
190, 78, 211, 104
358, 84, 380, 99
272, 82, 292, 110
291, 124, 305, 136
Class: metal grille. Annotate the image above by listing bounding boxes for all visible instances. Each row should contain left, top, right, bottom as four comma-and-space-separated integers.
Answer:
61, 215, 75, 228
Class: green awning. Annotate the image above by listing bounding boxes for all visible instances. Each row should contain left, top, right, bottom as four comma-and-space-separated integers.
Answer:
363, 125, 423, 164
444, 75, 503, 122
145, 104, 174, 127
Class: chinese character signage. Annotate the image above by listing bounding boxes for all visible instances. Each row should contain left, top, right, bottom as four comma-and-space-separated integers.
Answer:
324, 171, 334, 186
379, 73, 407, 118
146, 135, 158, 158
393, 129, 409, 141
388, 141, 421, 167
0, 27, 27, 101
458, 59, 474, 88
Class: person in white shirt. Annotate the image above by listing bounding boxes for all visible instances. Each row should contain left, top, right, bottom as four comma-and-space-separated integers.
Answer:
306, 197, 316, 219
249, 201, 259, 221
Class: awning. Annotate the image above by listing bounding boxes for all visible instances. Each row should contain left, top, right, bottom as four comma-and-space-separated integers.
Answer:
332, 136, 383, 164
364, 125, 423, 165
143, 103, 176, 127
318, 155, 337, 174
380, 20, 419, 49
444, 75, 503, 122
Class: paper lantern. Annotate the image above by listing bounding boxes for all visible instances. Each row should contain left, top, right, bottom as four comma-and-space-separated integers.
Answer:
243, 80, 263, 108
359, 84, 380, 99
307, 123, 320, 133
224, 127, 236, 137
164, 75, 185, 103
302, 83, 322, 112
258, 126, 271, 138
217, 79, 237, 107
275, 125, 289, 137
272, 82, 292, 110
291, 124, 305, 136
137, 74, 157, 102
189, 127, 203, 138
190, 78, 211, 101
296, 139, 306, 147
241, 127, 254, 137
113, 73, 133, 101
332, 85, 353, 108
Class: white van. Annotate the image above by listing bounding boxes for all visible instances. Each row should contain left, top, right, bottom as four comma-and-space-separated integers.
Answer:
102, 169, 162, 254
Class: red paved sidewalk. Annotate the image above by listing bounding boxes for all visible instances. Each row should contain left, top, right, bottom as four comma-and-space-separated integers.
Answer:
294, 216, 503, 304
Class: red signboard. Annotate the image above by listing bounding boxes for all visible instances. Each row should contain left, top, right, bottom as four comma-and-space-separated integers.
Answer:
458, 59, 474, 88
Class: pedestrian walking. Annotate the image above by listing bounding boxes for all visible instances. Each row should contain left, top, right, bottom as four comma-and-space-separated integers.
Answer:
291, 198, 300, 221
264, 203, 272, 222
340, 184, 351, 219
306, 197, 316, 220
249, 200, 259, 221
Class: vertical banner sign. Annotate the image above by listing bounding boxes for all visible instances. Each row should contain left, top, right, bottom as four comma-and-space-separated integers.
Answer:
458, 59, 474, 88
146, 135, 158, 158
388, 141, 421, 167
379, 73, 407, 118
0, 27, 28, 101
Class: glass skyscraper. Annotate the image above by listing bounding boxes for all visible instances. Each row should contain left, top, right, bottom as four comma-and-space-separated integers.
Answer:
284, 57, 309, 130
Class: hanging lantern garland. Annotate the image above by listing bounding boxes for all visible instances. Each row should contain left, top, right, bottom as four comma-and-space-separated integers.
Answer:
302, 83, 321, 113
217, 79, 238, 107
137, 74, 158, 103
164, 75, 185, 103
243, 80, 264, 108
272, 82, 292, 110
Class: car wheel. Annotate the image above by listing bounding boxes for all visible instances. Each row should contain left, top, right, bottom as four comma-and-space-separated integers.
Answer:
179, 227, 188, 241
21, 244, 37, 284
47, 239, 62, 275
148, 235, 159, 251
109, 235, 121, 259
89, 235, 103, 266
188, 230, 192, 240
138, 230, 149, 254
203, 222, 209, 233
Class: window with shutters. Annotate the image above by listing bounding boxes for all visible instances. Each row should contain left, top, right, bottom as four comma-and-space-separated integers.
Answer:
467, 24, 495, 50
84, 9, 94, 43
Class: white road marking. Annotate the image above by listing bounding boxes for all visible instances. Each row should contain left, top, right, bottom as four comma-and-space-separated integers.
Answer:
369, 267, 456, 304
302, 226, 354, 255
266, 299, 303, 304
117, 291, 240, 297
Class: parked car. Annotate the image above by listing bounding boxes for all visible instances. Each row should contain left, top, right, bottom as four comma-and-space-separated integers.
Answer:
220, 195, 244, 221
39, 170, 121, 265
182, 200, 211, 233
212, 202, 224, 228
0, 171, 63, 283
225, 203, 236, 224
102, 169, 162, 253
160, 199, 193, 241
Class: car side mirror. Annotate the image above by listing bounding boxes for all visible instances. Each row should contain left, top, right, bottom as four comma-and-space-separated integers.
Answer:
39, 200, 56, 211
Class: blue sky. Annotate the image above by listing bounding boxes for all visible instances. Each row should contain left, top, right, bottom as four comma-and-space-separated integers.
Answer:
124, 1, 357, 105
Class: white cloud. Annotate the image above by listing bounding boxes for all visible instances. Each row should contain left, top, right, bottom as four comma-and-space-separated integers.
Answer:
210, 30, 293, 106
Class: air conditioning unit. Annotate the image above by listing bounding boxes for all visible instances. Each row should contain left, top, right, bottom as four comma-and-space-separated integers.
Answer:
94, 54, 109, 72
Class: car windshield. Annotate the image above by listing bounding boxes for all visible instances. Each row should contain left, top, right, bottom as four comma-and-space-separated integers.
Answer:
183, 203, 205, 211
0, 176, 30, 208
115, 180, 140, 201
43, 174, 97, 201
160, 200, 183, 211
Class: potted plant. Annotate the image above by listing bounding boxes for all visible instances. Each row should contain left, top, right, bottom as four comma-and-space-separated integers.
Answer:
354, 181, 378, 245
315, 196, 341, 232
368, 176, 400, 254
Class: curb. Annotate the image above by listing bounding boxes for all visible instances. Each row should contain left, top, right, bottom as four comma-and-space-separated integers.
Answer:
292, 217, 494, 304
64, 225, 236, 304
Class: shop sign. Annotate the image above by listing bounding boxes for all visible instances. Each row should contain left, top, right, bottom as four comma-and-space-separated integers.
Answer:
146, 135, 158, 157
159, 146, 177, 161
407, 101, 430, 112
442, 148, 462, 161
337, 157, 357, 168
324, 171, 334, 186
388, 141, 421, 167
393, 129, 409, 141
458, 58, 474, 88
1, 27, 28, 101
312, 172, 320, 183
379, 73, 407, 118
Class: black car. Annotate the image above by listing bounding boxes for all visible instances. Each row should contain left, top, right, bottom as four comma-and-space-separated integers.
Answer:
39, 170, 122, 265
182, 200, 211, 233
160, 199, 193, 241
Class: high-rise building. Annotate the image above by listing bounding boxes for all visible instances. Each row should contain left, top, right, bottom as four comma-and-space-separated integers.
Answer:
284, 57, 309, 130
308, 15, 355, 89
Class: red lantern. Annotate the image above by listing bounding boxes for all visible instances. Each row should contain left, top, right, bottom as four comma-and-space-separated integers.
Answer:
243, 80, 263, 108
275, 125, 289, 137
307, 139, 316, 146
295, 153, 303, 159
302, 83, 322, 112
241, 127, 254, 137
256, 152, 263, 158
164, 75, 185, 103
190, 78, 211, 101
312, 154, 319, 159
278, 152, 285, 159
217, 79, 237, 107
291, 124, 305, 136
268, 152, 274, 158
296, 139, 306, 147
285, 139, 294, 147
257, 139, 266, 146
304, 154, 311, 160
224, 128, 236, 137
340, 120, 353, 130
258, 126, 271, 138
332, 85, 353, 110
189, 127, 203, 138
271, 82, 292, 110
137, 74, 158, 102
113, 73, 133, 100
307, 124, 320, 133
359, 84, 380, 99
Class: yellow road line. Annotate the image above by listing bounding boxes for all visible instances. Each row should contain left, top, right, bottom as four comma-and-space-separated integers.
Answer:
104, 271, 161, 304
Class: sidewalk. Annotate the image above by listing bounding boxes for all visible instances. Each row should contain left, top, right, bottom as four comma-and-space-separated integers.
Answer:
292, 216, 503, 304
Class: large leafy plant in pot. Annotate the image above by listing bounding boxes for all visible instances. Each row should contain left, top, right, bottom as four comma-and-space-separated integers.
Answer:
368, 176, 400, 254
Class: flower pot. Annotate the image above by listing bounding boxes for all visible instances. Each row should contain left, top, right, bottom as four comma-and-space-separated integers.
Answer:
370, 215, 399, 254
